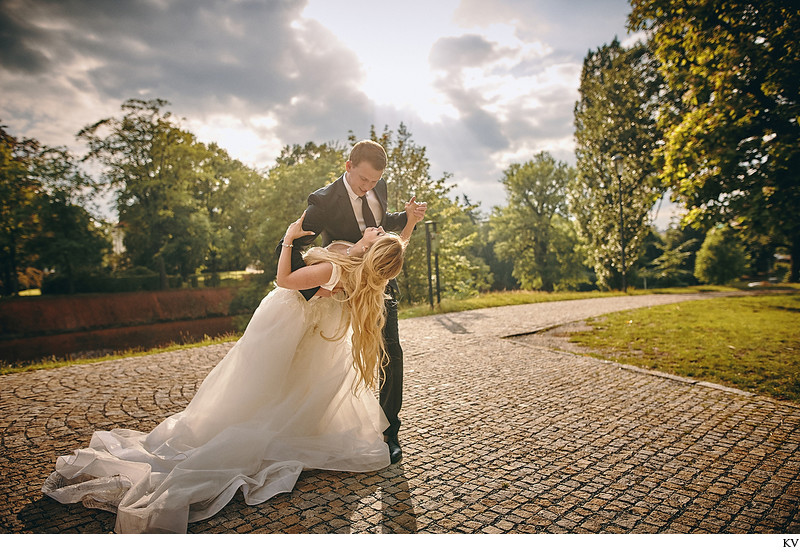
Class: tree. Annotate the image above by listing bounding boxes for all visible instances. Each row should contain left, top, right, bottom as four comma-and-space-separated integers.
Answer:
0, 126, 107, 295
364, 124, 492, 302
572, 39, 669, 290
490, 152, 588, 291
78, 99, 212, 282
629, 0, 800, 281
28, 147, 109, 294
243, 141, 346, 279
0, 126, 40, 295
640, 232, 699, 288
192, 142, 264, 278
694, 226, 748, 285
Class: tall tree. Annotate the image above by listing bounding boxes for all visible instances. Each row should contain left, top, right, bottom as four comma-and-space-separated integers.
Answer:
194, 142, 263, 274
78, 99, 212, 282
0, 126, 106, 295
28, 146, 109, 294
572, 39, 668, 290
490, 152, 588, 291
364, 124, 492, 302
0, 126, 40, 295
629, 0, 800, 281
244, 141, 346, 279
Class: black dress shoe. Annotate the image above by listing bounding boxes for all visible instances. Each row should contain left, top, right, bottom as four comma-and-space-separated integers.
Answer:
387, 438, 402, 464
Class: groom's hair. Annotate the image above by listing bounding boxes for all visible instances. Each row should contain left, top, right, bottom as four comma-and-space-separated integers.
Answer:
349, 140, 387, 171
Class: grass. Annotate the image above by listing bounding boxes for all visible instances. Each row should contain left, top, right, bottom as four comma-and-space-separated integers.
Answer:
397, 284, 740, 319
568, 292, 800, 403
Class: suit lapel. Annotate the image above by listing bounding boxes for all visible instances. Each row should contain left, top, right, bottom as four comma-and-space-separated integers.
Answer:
375, 178, 388, 214
332, 177, 363, 242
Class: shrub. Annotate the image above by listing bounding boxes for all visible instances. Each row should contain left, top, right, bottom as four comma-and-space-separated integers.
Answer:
694, 226, 748, 285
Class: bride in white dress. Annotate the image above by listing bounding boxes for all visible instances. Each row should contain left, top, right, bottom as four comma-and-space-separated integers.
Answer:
42, 210, 421, 533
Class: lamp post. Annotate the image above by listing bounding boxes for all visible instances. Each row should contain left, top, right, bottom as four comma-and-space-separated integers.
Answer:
425, 220, 441, 308
612, 154, 627, 292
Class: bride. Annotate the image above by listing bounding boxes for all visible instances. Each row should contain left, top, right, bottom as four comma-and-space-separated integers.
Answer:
42, 208, 422, 533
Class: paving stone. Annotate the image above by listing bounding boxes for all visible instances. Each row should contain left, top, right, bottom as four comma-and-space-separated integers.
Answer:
2, 293, 799, 534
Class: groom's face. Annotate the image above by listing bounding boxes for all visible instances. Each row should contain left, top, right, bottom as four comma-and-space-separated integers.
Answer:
346, 160, 383, 197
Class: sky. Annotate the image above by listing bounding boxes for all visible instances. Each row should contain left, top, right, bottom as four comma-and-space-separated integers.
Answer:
0, 0, 678, 227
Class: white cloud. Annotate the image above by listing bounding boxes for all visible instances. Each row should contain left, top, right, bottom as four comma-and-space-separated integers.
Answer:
0, 0, 647, 217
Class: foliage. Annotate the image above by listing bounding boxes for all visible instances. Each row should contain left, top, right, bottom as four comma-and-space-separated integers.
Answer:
641, 235, 699, 288
194, 143, 265, 273
243, 142, 346, 278
0, 125, 108, 295
490, 152, 589, 291
572, 39, 669, 290
471, 206, 517, 291
364, 124, 492, 302
629, 0, 800, 282
0, 126, 41, 295
78, 99, 213, 281
694, 226, 749, 285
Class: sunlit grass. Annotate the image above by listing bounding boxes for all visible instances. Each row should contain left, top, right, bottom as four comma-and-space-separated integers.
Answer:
569, 292, 800, 403
397, 285, 740, 319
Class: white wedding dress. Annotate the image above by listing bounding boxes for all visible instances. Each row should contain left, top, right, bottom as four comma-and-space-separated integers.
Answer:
42, 263, 390, 533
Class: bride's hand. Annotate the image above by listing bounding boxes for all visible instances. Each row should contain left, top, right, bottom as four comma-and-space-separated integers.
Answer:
405, 196, 427, 224
284, 211, 315, 245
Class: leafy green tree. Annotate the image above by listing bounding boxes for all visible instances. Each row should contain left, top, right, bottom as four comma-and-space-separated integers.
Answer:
192, 142, 264, 277
0, 126, 40, 295
0, 126, 107, 295
364, 124, 491, 302
28, 147, 109, 294
490, 152, 588, 291
78, 99, 212, 282
470, 201, 517, 291
639, 231, 699, 288
629, 0, 800, 281
694, 226, 748, 285
572, 39, 668, 290
244, 141, 346, 279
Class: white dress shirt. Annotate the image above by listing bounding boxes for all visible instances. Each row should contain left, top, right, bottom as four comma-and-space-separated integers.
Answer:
342, 172, 383, 233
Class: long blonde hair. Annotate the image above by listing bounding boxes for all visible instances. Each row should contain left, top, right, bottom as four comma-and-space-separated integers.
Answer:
303, 234, 405, 390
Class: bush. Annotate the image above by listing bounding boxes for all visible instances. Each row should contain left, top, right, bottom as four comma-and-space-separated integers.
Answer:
694, 226, 748, 285
229, 274, 274, 331
41, 269, 184, 294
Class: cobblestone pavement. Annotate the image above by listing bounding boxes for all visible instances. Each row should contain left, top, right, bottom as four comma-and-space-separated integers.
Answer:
2, 293, 799, 534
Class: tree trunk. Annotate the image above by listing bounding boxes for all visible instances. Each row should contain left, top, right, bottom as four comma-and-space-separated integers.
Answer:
790, 234, 800, 283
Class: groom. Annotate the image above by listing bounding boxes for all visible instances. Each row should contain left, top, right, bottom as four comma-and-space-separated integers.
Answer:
277, 140, 426, 464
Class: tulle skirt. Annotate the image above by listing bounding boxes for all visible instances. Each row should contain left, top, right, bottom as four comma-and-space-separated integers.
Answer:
42, 287, 390, 533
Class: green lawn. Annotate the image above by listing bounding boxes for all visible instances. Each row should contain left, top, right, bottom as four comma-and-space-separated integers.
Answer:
397, 285, 738, 319
568, 292, 800, 403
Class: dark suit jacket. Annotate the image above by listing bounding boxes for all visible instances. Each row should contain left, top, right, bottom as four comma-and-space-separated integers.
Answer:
276, 175, 408, 300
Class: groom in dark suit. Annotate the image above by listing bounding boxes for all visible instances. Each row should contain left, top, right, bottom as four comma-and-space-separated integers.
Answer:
277, 140, 426, 464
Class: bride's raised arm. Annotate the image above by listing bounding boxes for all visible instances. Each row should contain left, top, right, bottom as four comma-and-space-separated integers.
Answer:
401, 196, 427, 242
276, 212, 334, 290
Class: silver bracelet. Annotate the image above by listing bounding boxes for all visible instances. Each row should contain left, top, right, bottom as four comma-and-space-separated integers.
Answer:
282, 242, 293, 248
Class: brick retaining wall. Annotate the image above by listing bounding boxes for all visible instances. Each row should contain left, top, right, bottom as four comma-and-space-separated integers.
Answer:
0, 288, 241, 363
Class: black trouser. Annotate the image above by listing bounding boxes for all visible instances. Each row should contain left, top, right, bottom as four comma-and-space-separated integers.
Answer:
381, 285, 403, 439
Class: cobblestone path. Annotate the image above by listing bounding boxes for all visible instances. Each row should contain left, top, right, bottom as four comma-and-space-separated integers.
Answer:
1, 293, 798, 533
